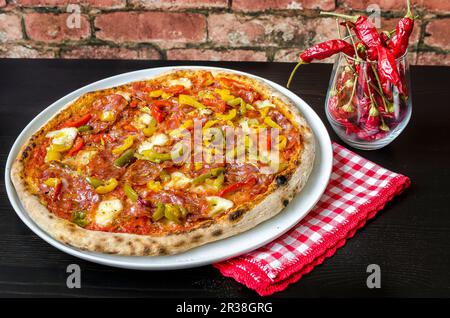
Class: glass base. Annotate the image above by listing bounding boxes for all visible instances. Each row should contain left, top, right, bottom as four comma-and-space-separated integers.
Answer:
327, 109, 411, 151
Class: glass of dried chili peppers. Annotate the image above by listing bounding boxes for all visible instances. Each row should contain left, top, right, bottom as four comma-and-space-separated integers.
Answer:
288, 0, 414, 150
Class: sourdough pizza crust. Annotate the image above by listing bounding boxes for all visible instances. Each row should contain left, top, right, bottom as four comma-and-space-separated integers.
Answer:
11, 69, 315, 256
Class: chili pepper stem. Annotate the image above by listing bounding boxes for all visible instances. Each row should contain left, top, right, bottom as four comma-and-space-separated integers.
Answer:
336, 18, 342, 39
345, 24, 359, 58
370, 64, 390, 112
342, 74, 358, 112
362, 65, 377, 108
287, 60, 305, 88
320, 11, 358, 23
380, 116, 390, 132
406, 0, 413, 19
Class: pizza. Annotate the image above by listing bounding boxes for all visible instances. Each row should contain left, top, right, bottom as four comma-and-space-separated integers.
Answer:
11, 69, 315, 256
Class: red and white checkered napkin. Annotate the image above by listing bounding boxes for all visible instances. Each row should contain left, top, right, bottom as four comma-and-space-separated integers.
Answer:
214, 142, 410, 296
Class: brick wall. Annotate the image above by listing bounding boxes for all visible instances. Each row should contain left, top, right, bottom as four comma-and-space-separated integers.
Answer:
0, 0, 449, 65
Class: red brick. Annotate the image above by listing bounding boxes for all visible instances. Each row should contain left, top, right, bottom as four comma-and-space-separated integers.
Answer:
415, 0, 450, 12
0, 14, 22, 42
129, 0, 227, 9
417, 52, 450, 66
0, 44, 56, 58
16, 0, 125, 8
233, 0, 335, 11
208, 14, 266, 46
95, 12, 206, 44
209, 14, 340, 48
274, 48, 302, 63
167, 49, 267, 61
61, 45, 161, 59
424, 19, 450, 51
308, 17, 342, 44
341, 0, 406, 11
24, 13, 90, 42
341, 0, 450, 12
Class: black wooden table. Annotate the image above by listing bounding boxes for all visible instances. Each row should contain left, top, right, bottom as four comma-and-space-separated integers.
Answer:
1, 60, 449, 298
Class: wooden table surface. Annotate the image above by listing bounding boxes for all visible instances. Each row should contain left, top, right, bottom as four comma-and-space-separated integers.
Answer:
1, 59, 449, 298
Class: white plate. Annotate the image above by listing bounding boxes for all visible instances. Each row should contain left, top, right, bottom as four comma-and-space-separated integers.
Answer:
5, 66, 332, 270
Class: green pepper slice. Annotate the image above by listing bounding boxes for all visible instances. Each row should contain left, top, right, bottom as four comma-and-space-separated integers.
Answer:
86, 176, 103, 188
114, 149, 135, 167
152, 203, 165, 222
192, 167, 225, 185
123, 183, 138, 202
71, 210, 89, 228
77, 125, 93, 133
164, 204, 181, 224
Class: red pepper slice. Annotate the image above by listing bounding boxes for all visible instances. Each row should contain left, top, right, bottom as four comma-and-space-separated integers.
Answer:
67, 137, 85, 156
129, 100, 139, 108
52, 182, 62, 201
64, 114, 92, 128
164, 85, 185, 95
151, 104, 166, 123
219, 177, 257, 197
201, 98, 226, 113
123, 123, 138, 132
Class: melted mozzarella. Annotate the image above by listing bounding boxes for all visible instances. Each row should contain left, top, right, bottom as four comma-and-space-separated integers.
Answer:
139, 113, 153, 126
137, 133, 169, 154
255, 99, 275, 109
206, 196, 234, 216
76, 150, 97, 165
46, 127, 78, 147
116, 91, 131, 101
95, 198, 123, 226
168, 77, 192, 89
164, 172, 192, 190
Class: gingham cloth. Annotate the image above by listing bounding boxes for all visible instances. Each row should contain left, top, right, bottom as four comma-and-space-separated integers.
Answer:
214, 142, 410, 296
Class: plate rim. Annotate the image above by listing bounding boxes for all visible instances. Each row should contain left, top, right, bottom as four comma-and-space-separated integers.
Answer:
5, 65, 332, 270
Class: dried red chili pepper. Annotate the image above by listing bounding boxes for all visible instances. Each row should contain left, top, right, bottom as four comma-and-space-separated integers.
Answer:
380, 31, 391, 46
376, 45, 405, 95
322, 12, 381, 60
388, 17, 414, 58
287, 39, 355, 87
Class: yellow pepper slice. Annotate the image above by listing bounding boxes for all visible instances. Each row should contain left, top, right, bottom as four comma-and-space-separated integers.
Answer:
203, 120, 218, 130
95, 178, 118, 194
179, 94, 206, 109
44, 149, 62, 163
100, 110, 115, 122
44, 177, 60, 187
147, 181, 162, 192
198, 90, 215, 100
214, 89, 234, 102
161, 92, 172, 99
277, 135, 287, 150
216, 109, 237, 121
259, 107, 270, 118
149, 90, 163, 98
112, 136, 134, 156
226, 97, 242, 107
143, 118, 157, 137
169, 119, 193, 137
264, 117, 282, 129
